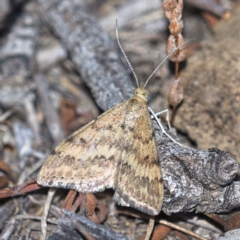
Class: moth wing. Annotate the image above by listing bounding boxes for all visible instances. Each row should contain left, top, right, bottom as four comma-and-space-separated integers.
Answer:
113, 98, 163, 215
37, 101, 127, 192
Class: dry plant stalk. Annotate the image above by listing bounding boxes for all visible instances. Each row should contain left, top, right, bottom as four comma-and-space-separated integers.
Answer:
163, 0, 187, 123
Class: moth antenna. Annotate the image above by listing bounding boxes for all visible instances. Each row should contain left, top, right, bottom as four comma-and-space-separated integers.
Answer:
144, 39, 193, 88
116, 20, 139, 87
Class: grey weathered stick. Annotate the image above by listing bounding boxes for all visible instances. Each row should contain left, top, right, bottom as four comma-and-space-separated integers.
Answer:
0, 1, 39, 79
0, 219, 17, 240
100, 0, 162, 30
0, 200, 16, 230
13, 121, 34, 169
0, 1, 41, 143
37, 0, 240, 214
48, 207, 129, 240
35, 74, 64, 145
37, 0, 134, 111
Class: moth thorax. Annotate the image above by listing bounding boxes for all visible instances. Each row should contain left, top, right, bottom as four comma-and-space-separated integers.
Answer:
134, 87, 148, 102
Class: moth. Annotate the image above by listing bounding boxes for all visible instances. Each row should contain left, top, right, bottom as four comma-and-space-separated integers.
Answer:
37, 25, 186, 216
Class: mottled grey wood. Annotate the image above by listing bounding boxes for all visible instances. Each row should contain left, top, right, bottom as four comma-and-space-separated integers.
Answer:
35, 74, 64, 144
152, 120, 239, 214
13, 121, 34, 169
217, 228, 240, 240
0, 200, 15, 230
37, 0, 134, 111
0, 1, 39, 80
48, 208, 129, 240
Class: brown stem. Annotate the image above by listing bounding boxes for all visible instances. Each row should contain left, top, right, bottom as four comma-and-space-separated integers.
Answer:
175, 61, 179, 79
170, 106, 177, 126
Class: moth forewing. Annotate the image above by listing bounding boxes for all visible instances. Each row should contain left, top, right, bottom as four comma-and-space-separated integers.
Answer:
37, 101, 126, 192
113, 91, 163, 215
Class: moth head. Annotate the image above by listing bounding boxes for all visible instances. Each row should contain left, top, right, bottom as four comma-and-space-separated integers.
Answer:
134, 86, 148, 102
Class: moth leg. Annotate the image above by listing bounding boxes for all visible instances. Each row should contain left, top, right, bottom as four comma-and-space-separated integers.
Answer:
148, 107, 188, 148
153, 109, 171, 131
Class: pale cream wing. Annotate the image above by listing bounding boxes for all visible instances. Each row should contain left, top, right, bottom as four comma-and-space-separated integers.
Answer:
37, 101, 128, 192
113, 98, 163, 216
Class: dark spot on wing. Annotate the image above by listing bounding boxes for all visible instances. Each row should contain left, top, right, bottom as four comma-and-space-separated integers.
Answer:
105, 125, 113, 131
144, 156, 149, 161
108, 155, 115, 161
64, 155, 76, 166
80, 138, 86, 144
128, 126, 134, 131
